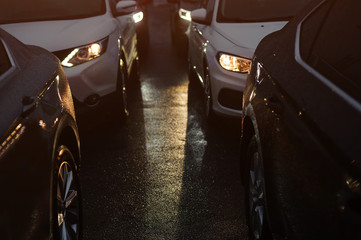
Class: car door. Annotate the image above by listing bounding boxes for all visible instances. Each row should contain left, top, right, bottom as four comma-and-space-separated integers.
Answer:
190, 0, 214, 83
254, 0, 361, 237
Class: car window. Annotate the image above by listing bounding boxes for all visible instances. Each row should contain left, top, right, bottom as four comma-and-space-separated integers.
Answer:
206, 0, 215, 12
109, 0, 118, 16
0, 0, 106, 24
0, 41, 11, 77
200, 0, 215, 22
301, 0, 361, 102
201, 0, 214, 9
201, 0, 207, 7
299, 0, 332, 60
217, 0, 310, 23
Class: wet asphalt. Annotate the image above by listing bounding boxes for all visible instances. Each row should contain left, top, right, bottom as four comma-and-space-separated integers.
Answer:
78, 2, 248, 239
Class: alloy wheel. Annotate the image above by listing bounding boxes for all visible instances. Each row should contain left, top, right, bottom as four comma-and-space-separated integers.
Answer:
248, 147, 265, 240
56, 147, 81, 240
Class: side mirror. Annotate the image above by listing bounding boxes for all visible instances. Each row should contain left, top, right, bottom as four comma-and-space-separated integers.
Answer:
191, 8, 208, 25
116, 1, 137, 15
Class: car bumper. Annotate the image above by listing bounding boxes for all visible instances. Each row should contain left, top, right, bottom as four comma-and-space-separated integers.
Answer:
208, 57, 246, 118
63, 49, 118, 105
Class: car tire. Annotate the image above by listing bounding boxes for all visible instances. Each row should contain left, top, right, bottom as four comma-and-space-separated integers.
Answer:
116, 57, 129, 119
53, 145, 82, 240
245, 136, 270, 240
203, 65, 215, 122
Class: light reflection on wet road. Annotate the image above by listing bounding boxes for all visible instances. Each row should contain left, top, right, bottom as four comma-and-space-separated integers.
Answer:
141, 83, 188, 238
79, 2, 247, 239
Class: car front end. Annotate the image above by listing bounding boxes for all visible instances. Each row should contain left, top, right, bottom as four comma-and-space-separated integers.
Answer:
205, 21, 286, 117
0, 0, 138, 115
206, 45, 252, 117
52, 31, 120, 110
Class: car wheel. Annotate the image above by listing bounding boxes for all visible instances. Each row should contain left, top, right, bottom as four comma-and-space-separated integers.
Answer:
53, 145, 82, 240
245, 136, 269, 240
117, 57, 129, 118
204, 65, 214, 121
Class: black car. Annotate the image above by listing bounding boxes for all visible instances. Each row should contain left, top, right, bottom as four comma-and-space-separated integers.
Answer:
0, 29, 82, 239
241, 0, 361, 239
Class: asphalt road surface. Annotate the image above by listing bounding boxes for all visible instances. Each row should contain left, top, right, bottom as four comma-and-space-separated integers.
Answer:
79, 2, 248, 239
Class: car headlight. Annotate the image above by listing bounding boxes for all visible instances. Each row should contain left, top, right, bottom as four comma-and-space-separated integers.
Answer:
179, 8, 191, 21
61, 38, 108, 67
133, 11, 144, 23
218, 53, 252, 73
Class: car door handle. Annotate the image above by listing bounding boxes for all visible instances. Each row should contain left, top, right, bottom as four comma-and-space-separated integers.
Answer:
264, 96, 283, 114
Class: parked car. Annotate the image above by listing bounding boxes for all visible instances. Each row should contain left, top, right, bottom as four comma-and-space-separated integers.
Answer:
241, 0, 361, 239
168, 0, 201, 53
134, 0, 150, 55
0, 28, 82, 239
0, 0, 139, 117
188, 0, 310, 120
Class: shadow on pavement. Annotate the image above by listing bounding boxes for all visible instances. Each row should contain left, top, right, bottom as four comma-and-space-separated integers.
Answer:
175, 79, 248, 239
78, 75, 149, 239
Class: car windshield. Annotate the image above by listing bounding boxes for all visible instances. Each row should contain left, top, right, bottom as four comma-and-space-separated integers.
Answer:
0, 0, 106, 24
217, 0, 310, 22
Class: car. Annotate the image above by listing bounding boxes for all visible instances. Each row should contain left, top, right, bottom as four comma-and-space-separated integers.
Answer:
134, 0, 150, 55
0, 28, 82, 239
0, 0, 140, 117
241, 0, 361, 239
168, 0, 202, 54
188, 0, 310, 121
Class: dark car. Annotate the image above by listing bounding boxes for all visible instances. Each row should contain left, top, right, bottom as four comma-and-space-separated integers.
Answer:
0, 29, 82, 239
240, 0, 361, 239
168, 0, 201, 54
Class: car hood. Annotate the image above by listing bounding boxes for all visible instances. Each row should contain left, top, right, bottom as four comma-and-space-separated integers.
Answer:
0, 14, 116, 52
0, 29, 59, 139
214, 21, 287, 50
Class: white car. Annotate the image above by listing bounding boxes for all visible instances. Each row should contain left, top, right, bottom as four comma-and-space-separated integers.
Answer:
188, 0, 310, 119
1, 0, 139, 117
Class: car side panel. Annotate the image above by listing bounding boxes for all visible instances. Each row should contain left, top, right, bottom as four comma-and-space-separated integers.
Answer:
190, 22, 207, 85
115, 13, 137, 76
246, 48, 361, 240
0, 73, 68, 239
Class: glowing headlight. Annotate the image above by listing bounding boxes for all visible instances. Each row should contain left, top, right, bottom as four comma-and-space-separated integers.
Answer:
218, 53, 252, 73
179, 8, 191, 21
61, 38, 107, 67
133, 11, 144, 23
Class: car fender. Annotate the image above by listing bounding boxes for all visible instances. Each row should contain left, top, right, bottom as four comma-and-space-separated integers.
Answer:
242, 102, 262, 157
